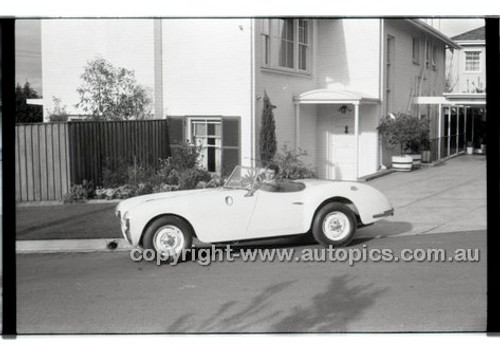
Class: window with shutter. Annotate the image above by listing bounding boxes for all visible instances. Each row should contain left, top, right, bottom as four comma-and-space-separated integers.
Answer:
167, 116, 240, 176
221, 117, 240, 176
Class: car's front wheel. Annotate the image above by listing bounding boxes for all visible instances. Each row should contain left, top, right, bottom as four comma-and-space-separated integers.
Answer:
312, 202, 357, 247
142, 216, 193, 258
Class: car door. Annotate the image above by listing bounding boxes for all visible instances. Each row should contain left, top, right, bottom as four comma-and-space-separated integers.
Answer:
191, 188, 258, 243
246, 188, 306, 238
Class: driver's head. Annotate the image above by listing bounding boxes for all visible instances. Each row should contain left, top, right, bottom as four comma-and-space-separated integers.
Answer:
265, 164, 279, 181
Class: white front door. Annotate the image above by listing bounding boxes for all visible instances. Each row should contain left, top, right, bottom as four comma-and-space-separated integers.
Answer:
330, 115, 356, 180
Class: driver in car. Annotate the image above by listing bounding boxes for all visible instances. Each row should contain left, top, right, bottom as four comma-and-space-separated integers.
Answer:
258, 164, 281, 192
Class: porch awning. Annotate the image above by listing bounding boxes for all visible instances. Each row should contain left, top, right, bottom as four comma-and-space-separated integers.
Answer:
414, 93, 486, 106
294, 89, 380, 105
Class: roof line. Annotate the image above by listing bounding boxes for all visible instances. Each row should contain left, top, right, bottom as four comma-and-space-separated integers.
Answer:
405, 19, 461, 50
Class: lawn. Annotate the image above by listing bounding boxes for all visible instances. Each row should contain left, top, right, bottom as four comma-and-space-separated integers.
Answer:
16, 202, 122, 240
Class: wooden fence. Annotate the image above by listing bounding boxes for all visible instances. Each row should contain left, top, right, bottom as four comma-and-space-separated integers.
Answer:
15, 120, 172, 202
68, 120, 171, 185
15, 123, 71, 202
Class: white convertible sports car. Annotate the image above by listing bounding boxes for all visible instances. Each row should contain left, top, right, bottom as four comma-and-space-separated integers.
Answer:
116, 166, 393, 254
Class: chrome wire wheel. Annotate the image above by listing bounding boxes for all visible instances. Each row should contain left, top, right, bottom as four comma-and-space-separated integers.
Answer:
153, 225, 186, 254
321, 211, 352, 241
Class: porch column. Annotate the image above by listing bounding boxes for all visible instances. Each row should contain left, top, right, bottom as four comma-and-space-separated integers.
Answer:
472, 109, 475, 146
438, 103, 442, 159
354, 103, 360, 180
294, 102, 300, 152
456, 106, 460, 155
447, 106, 451, 157
464, 107, 468, 146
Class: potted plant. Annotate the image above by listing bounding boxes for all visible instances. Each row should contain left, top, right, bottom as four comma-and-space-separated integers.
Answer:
466, 141, 474, 155
378, 113, 425, 172
421, 138, 432, 163
408, 117, 430, 169
480, 136, 486, 154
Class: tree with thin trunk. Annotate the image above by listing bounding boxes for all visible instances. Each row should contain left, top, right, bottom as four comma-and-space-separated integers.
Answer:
76, 57, 152, 121
259, 91, 277, 166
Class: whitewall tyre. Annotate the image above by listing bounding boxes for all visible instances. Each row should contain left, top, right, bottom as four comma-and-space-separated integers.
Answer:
312, 202, 357, 247
142, 216, 193, 260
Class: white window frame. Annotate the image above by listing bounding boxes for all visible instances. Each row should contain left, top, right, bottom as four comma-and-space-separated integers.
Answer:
260, 18, 312, 74
464, 50, 481, 73
187, 117, 222, 174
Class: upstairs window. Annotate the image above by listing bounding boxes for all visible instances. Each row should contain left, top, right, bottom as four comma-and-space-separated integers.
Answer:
298, 19, 310, 71
425, 40, 431, 68
279, 19, 295, 68
260, 20, 270, 66
260, 19, 312, 73
465, 51, 481, 72
412, 37, 420, 64
432, 45, 437, 70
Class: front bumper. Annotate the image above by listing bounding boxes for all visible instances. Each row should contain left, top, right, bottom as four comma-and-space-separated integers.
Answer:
116, 210, 133, 244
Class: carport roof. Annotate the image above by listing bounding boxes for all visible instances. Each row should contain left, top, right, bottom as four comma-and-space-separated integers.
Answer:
294, 89, 380, 105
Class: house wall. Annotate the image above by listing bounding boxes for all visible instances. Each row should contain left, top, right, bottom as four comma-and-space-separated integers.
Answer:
383, 20, 447, 115
452, 43, 486, 93
316, 19, 382, 98
162, 19, 254, 168
41, 19, 156, 120
381, 20, 448, 167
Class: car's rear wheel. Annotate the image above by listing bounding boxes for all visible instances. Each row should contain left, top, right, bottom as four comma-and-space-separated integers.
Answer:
312, 202, 357, 247
142, 216, 193, 258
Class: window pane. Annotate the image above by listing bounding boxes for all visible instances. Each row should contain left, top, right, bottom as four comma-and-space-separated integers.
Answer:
298, 20, 308, 44
465, 51, 480, 71
207, 122, 215, 136
299, 44, 308, 70
285, 19, 294, 40
279, 19, 294, 68
193, 122, 206, 136
207, 146, 216, 172
412, 38, 419, 63
261, 34, 270, 65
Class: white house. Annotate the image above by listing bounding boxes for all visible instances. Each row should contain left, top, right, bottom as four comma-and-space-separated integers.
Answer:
448, 26, 486, 94
39, 18, 458, 180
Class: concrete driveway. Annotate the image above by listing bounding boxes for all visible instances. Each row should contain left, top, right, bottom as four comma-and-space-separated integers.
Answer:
358, 154, 487, 239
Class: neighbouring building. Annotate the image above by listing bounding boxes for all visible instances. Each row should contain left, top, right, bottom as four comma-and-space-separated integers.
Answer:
416, 24, 486, 157
448, 26, 485, 94
38, 18, 458, 180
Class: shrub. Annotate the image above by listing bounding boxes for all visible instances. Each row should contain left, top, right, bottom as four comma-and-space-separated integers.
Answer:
176, 168, 212, 190
95, 142, 212, 199
101, 157, 130, 188
63, 180, 95, 203
169, 142, 202, 171
273, 144, 316, 180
